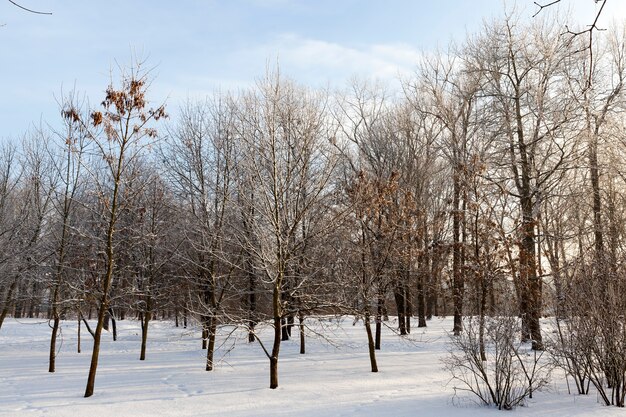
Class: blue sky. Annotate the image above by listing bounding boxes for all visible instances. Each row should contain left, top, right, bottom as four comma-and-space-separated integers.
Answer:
0, 0, 623, 139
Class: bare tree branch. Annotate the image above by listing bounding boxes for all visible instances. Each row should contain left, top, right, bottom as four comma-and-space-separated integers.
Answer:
7, 0, 52, 15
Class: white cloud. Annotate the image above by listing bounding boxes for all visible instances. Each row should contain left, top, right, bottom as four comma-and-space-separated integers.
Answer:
235, 33, 423, 89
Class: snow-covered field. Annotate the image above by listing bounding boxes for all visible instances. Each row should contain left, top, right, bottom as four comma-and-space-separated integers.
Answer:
0, 317, 620, 417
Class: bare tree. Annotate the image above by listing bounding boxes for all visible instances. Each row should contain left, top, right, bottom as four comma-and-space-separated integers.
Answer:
466, 16, 580, 349
235, 69, 338, 388
47, 93, 88, 372
64, 62, 167, 397
163, 96, 239, 370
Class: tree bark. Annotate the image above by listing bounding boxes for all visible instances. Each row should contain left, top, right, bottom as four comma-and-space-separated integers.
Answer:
0, 278, 18, 330
375, 296, 383, 349
77, 318, 81, 353
299, 314, 305, 354
394, 283, 407, 335
206, 316, 217, 371
417, 274, 427, 328
49, 316, 60, 372
84, 143, 124, 398
139, 301, 151, 361
269, 281, 282, 389
364, 311, 378, 372
108, 308, 117, 341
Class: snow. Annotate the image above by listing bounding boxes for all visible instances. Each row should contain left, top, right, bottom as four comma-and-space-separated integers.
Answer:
0, 317, 620, 417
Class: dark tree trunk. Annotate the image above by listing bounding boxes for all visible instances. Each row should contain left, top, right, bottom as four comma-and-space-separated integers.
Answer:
103, 310, 110, 331
478, 274, 488, 361
364, 311, 378, 373
270, 282, 282, 389
77, 318, 81, 353
281, 317, 289, 341
452, 171, 464, 336
108, 308, 117, 341
85, 297, 108, 397
417, 275, 427, 328
202, 320, 208, 349
299, 314, 305, 354
81, 315, 95, 338
270, 317, 281, 389
27, 282, 38, 318
140, 298, 152, 361
49, 316, 60, 372
394, 284, 407, 335
287, 315, 294, 338
0, 278, 18, 330
13, 287, 24, 319
248, 269, 257, 343
206, 316, 217, 371
375, 296, 383, 350
520, 196, 542, 350
84, 162, 121, 397
405, 283, 412, 334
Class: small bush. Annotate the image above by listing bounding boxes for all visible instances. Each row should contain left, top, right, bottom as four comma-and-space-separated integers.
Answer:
445, 316, 551, 410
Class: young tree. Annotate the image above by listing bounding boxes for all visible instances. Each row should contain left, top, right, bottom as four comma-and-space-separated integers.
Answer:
411, 50, 483, 335
48, 94, 88, 372
235, 70, 338, 388
65, 62, 167, 397
163, 96, 238, 371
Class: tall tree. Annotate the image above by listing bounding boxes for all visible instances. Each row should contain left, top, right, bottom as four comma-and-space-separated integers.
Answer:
235, 70, 338, 388
66, 63, 167, 397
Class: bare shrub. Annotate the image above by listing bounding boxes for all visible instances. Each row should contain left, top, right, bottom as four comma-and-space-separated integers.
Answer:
445, 316, 551, 410
549, 259, 626, 407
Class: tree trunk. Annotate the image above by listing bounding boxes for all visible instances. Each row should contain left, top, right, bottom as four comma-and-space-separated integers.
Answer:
417, 275, 427, 328
270, 283, 282, 389
281, 317, 289, 341
84, 294, 110, 397
520, 196, 542, 350
248, 269, 256, 343
103, 310, 110, 331
201, 320, 208, 349
299, 314, 305, 354
84, 149, 123, 398
590, 130, 604, 260
49, 315, 60, 372
479, 273, 487, 362
452, 171, 464, 336
375, 296, 383, 350
13, 286, 24, 319
394, 283, 407, 335
77, 318, 81, 353
81, 315, 95, 338
287, 315, 294, 338
206, 316, 217, 371
0, 278, 18, 330
27, 282, 38, 318
139, 307, 151, 361
364, 312, 378, 372
109, 308, 117, 341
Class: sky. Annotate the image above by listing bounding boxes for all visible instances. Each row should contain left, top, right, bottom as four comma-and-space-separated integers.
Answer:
1, 0, 625, 139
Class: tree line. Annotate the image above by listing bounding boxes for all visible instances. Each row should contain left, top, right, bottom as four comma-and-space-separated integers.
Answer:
1, 15, 626, 406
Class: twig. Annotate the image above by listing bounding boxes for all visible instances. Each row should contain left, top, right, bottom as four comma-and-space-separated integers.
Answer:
7, 0, 51, 15
532, 0, 561, 18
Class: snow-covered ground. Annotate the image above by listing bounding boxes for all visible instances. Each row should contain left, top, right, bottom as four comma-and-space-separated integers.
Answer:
0, 316, 620, 417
